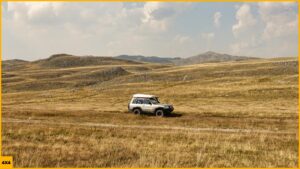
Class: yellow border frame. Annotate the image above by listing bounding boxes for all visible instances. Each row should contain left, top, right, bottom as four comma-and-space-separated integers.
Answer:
0, 0, 298, 168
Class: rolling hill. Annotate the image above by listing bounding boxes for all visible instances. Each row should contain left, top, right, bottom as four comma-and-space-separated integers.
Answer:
174, 51, 258, 65
3, 52, 258, 71
2, 59, 29, 71
2, 54, 141, 71
35, 54, 141, 68
115, 51, 258, 65
115, 55, 181, 64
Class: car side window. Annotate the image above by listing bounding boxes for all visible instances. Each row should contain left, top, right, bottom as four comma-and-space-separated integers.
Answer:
137, 99, 143, 104
143, 99, 151, 104
133, 98, 143, 104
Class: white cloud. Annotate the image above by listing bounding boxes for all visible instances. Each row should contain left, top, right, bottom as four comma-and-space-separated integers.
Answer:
142, 2, 191, 32
7, 2, 136, 27
232, 4, 256, 37
230, 2, 298, 57
3, 2, 147, 60
4, 2, 197, 60
143, 2, 190, 21
3, 2, 298, 59
230, 3, 261, 56
7, 2, 68, 24
213, 12, 222, 27
258, 2, 298, 40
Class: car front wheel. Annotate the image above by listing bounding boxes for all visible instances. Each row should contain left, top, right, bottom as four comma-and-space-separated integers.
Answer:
155, 109, 164, 117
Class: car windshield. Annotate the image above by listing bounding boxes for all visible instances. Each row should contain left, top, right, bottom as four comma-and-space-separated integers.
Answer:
149, 97, 160, 104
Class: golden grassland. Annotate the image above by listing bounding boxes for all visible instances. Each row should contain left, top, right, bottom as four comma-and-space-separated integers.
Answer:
2, 57, 298, 167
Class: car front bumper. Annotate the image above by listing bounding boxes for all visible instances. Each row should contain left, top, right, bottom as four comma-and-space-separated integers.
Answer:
164, 106, 174, 113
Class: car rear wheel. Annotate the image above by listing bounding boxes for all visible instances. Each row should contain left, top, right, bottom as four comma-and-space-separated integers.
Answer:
155, 109, 164, 117
133, 108, 141, 115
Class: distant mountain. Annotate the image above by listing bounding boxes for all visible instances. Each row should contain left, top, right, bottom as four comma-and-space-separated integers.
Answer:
35, 54, 141, 68
3, 52, 258, 71
175, 51, 258, 65
3, 54, 142, 71
116, 52, 257, 65
116, 55, 181, 64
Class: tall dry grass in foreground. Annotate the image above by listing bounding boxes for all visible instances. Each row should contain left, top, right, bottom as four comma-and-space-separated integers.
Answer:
3, 123, 297, 167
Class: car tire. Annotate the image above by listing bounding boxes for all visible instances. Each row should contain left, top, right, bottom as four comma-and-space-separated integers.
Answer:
133, 108, 141, 115
155, 109, 164, 117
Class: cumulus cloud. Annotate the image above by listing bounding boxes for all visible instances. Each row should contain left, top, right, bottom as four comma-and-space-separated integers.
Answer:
7, 2, 142, 29
231, 2, 298, 57
3, 2, 147, 59
3, 2, 298, 60
143, 2, 190, 21
258, 2, 298, 40
142, 2, 191, 32
232, 4, 256, 37
231, 4, 259, 56
213, 12, 222, 27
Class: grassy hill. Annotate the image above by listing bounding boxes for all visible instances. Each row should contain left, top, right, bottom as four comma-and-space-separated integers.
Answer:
35, 54, 141, 68
2, 56, 298, 167
115, 51, 258, 65
2, 59, 30, 71
174, 51, 258, 65
3, 54, 141, 71
116, 55, 181, 64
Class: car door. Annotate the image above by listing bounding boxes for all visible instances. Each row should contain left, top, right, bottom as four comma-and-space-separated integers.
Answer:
142, 98, 152, 113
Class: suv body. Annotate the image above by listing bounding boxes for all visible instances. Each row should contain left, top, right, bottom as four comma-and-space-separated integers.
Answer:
128, 94, 174, 116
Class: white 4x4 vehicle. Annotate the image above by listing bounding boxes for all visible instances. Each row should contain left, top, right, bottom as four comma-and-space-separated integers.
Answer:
128, 94, 174, 117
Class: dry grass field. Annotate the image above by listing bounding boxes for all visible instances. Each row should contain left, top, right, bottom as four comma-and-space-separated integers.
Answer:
2, 56, 298, 167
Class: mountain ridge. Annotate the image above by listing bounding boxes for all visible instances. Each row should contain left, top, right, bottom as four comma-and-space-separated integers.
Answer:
115, 55, 181, 64
174, 51, 258, 65
115, 51, 258, 65
3, 51, 259, 70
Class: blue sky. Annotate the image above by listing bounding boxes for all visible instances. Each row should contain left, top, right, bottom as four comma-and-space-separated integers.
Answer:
2, 2, 298, 60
